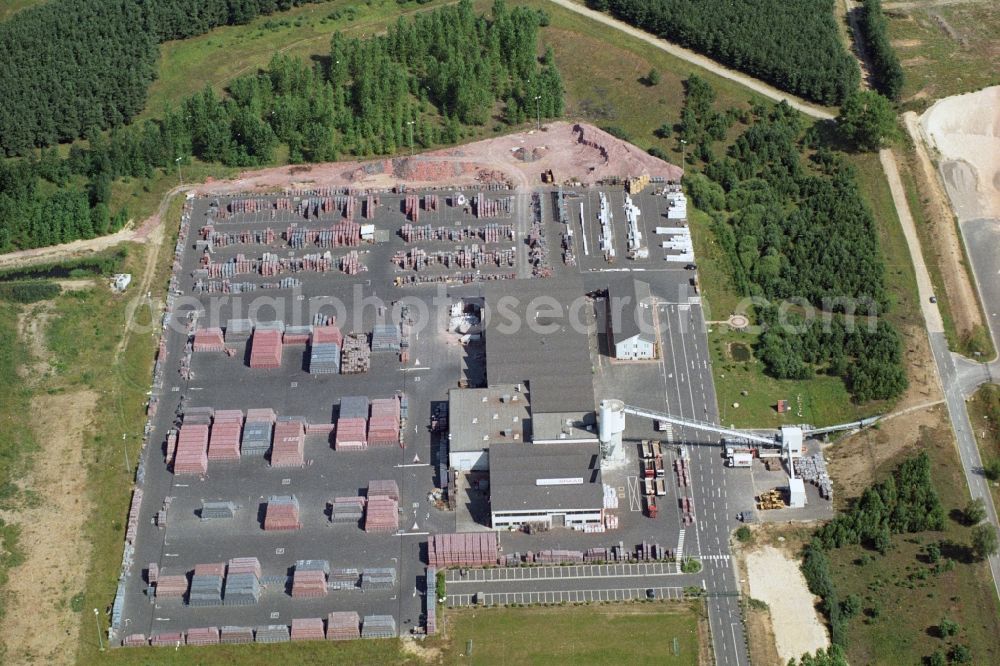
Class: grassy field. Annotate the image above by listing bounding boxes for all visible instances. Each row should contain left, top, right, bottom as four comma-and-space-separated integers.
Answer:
886, 1, 1000, 106
826, 418, 1000, 665
437, 603, 702, 664
0, 0, 45, 22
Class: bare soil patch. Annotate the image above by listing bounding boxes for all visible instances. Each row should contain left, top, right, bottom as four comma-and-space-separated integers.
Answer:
16, 304, 55, 381
0, 390, 97, 666
892, 38, 924, 47
744, 545, 829, 663
400, 636, 439, 662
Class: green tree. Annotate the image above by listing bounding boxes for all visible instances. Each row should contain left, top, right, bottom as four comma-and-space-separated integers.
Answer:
971, 524, 999, 560
950, 644, 972, 664
964, 498, 987, 525
735, 526, 751, 542
938, 617, 959, 637
837, 90, 898, 151
925, 541, 941, 563
984, 459, 1000, 481
841, 594, 862, 618
654, 123, 672, 139
926, 651, 946, 666
646, 68, 661, 86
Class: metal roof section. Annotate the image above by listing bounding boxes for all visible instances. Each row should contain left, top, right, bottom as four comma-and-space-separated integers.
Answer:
489, 442, 604, 513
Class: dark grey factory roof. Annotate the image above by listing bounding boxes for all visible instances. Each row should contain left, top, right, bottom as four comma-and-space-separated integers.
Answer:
448, 386, 531, 453
609, 278, 656, 344
489, 442, 604, 513
481, 278, 595, 413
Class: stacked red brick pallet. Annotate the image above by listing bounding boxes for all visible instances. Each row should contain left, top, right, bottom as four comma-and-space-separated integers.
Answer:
368, 398, 400, 446
368, 479, 400, 502
174, 424, 209, 475
150, 632, 184, 647
121, 634, 148, 647
291, 570, 328, 598
427, 532, 499, 567
155, 574, 189, 599
185, 627, 220, 646
208, 410, 243, 461
291, 618, 326, 641
271, 419, 305, 467
364, 495, 398, 533
282, 325, 312, 345
249, 329, 283, 368
312, 324, 343, 347
263, 495, 301, 531
327, 612, 361, 640
192, 327, 226, 352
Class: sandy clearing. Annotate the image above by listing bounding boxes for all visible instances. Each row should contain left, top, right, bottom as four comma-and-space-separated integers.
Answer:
0, 390, 98, 666
892, 38, 924, 47
745, 546, 829, 664
921, 86, 1000, 224
902, 111, 985, 339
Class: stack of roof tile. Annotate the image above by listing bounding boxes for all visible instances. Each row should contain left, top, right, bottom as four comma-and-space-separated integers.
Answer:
371, 323, 401, 352
328, 567, 360, 590
291, 618, 326, 641
360, 567, 396, 590
200, 501, 236, 520
364, 495, 398, 533
426, 567, 437, 634
368, 398, 400, 446
329, 496, 365, 525
368, 479, 400, 503
427, 532, 499, 567
361, 615, 396, 639
185, 627, 220, 646
224, 558, 261, 605
220, 626, 254, 644
174, 424, 209, 475
121, 634, 148, 647
208, 410, 243, 461
155, 574, 188, 599
271, 419, 305, 467
249, 329, 283, 368
327, 611, 361, 640
291, 570, 327, 598
309, 325, 343, 375
335, 396, 369, 450
193, 328, 226, 352
189, 563, 224, 606
183, 406, 214, 425
263, 495, 300, 530
283, 325, 312, 345
255, 625, 290, 643
225, 318, 253, 343
241, 420, 272, 458
150, 632, 184, 647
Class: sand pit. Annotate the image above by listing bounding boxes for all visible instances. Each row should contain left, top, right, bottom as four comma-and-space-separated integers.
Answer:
745, 546, 829, 664
921, 85, 1000, 223
195, 121, 683, 196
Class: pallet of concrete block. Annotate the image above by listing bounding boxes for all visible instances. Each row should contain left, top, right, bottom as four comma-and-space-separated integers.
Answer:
192, 327, 226, 352
249, 328, 283, 368
264, 495, 301, 530
368, 479, 400, 503
327, 611, 361, 641
208, 409, 243, 461
368, 398, 401, 446
224, 557, 262, 605
150, 631, 185, 647
291, 618, 326, 641
174, 424, 209, 475
121, 634, 148, 647
255, 624, 290, 644
200, 500, 237, 520
271, 418, 305, 466
291, 560, 330, 598
364, 495, 399, 533
328, 567, 360, 590
225, 318, 253, 343
305, 422, 335, 435
283, 325, 312, 345
183, 406, 215, 426
189, 563, 224, 606
426, 567, 437, 635
330, 496, 365, 525
220, 626, 255, 644
341, 332, 370, 374
309, 340, 341, 374
361, 567, 396, 590
335, 417, 367, 450
371, 323, 401, 352
241, 410, 275, 457
185, 627, 220, 646
155, 574, 189, 600
362, 614, 396, 639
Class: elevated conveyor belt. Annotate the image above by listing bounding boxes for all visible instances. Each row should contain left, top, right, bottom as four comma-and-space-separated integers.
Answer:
621, 405, 779, 447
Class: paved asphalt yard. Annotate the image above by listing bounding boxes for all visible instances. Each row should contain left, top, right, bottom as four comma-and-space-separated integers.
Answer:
116, 186, 780, 666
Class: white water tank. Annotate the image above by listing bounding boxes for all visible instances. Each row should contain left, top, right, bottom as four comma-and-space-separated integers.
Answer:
599, 399, 626, 463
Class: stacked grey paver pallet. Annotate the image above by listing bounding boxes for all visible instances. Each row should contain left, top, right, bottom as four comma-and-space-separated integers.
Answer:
241, 421, 272, 457
189, 564, 224, 607
371, 324, 401, 352
255, 625, 290, 643
361, 614, 396, 639
796, 454, 832, 500
329, 567, 360, 590
200, 501, 236, 520
360, 567, 396, 590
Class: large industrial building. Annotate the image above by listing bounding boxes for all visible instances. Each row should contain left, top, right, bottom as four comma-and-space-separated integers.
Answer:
447, 385, 530, 471
607, 278, 656, 360
489, 442, 604, 529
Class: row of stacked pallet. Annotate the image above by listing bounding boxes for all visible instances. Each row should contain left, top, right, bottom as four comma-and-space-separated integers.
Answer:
192, 327, 226, 352
368, 398, 400, 446
223, 557, 262, 605
309, 324, 343, 374
329, 496, 365, 525
207, 409, 242, 461
335, 396, 368, 450
249, 325, 283, 368
291, 560, 329, 597
127, 612, 383, 647
263, 495, 301, 530
242, 408, 275, 457
426, 532, 499, 567
364, 479, 399, 533
189, 563, 225, 606
173, 424, 209, 475
271, 418, 305, 466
